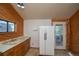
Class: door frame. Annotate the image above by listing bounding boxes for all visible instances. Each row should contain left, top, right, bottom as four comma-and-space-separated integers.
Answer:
53, 22, 67, 49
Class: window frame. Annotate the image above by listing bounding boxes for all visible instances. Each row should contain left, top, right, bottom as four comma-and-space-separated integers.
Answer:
0, 19, 16, 33
7, 21, 16, 32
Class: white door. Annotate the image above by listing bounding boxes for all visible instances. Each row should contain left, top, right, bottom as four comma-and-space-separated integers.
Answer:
39, 26, 46, 55
45, 26, 54, 55
53, 22, 66, 49
39, 26, 54, 55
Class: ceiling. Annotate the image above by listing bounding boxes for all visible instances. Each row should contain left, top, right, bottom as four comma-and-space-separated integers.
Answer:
11, 3, 79, 20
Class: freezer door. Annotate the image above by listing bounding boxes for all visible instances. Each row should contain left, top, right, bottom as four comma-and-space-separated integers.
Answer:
39, 26, 46, 55
45, 26, 54, 55
39, 26, 55, 55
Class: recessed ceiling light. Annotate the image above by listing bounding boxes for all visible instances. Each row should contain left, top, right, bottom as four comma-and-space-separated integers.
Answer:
17, 3, 24, 8
21, 6, 24, 8
17, 4, 21, 7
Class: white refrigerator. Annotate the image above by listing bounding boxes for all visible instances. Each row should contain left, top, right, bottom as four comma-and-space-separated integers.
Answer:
39, 26, 55, 55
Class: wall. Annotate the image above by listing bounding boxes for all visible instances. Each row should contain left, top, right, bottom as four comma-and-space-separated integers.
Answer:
0, 4, 23, 41
69, 10, 79, 54
11, 4, 25, 20
24, 19, 51, 48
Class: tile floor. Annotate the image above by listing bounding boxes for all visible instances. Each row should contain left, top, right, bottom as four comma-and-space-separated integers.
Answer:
25, 48, 69, 56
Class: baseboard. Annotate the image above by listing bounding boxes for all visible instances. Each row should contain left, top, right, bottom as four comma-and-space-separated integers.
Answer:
55, 49, 67, 51
30, 47, 39, 49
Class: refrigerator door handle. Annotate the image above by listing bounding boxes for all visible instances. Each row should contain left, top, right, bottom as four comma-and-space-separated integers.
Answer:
44, 32, 47, 40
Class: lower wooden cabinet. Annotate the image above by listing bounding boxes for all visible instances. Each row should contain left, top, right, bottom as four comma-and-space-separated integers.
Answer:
1, 38, 30, 56
3, 47, 16, 56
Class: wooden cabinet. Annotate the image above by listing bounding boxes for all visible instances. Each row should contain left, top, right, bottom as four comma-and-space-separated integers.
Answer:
1, 38, 30, 56
3, 47, 16, 56
14, 39, 30, 56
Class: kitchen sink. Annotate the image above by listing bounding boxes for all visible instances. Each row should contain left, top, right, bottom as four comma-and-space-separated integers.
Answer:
2, 42, 17, 45
2, 39, 18, 45
1, 36, 24, 45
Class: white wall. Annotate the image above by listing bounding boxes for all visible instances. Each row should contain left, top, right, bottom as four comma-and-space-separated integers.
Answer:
24, 19, 51, 48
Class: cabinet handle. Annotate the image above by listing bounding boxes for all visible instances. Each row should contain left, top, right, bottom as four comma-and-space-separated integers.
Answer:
44, 32, 47, 40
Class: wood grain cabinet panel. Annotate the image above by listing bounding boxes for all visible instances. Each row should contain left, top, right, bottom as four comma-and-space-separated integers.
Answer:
69, 10, 79, 54
3, 48, 16, 56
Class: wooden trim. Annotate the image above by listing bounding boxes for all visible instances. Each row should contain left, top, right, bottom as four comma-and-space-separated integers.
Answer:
51, 18, 69, 50
51, 19, 67, 25
51, 19, 67, 22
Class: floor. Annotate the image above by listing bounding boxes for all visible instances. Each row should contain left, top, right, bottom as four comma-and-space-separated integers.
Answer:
25, 48, 69, 56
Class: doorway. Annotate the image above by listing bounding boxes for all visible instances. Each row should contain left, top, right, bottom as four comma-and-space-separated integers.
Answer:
53, 22, 66, 49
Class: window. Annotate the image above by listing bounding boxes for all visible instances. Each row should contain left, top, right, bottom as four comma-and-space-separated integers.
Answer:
0, 20, 7, 32
0, 19, 15, 33
55, 24, 63, 46
8, 22, 15, 32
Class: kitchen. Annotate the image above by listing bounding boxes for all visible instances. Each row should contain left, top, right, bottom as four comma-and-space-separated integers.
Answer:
0, 3, 79, 56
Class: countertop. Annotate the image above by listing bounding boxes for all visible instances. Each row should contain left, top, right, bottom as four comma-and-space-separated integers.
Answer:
0, 36, 30, 53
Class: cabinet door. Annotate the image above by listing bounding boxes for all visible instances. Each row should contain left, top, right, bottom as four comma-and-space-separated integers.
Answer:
45, 26, 54, 55
15, 39, 30, 56
22, 39, 30, 55
3, 48, 16, 56
39, 26, 46, 55
15, 43, 24, 56
25, 39, 30, 51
